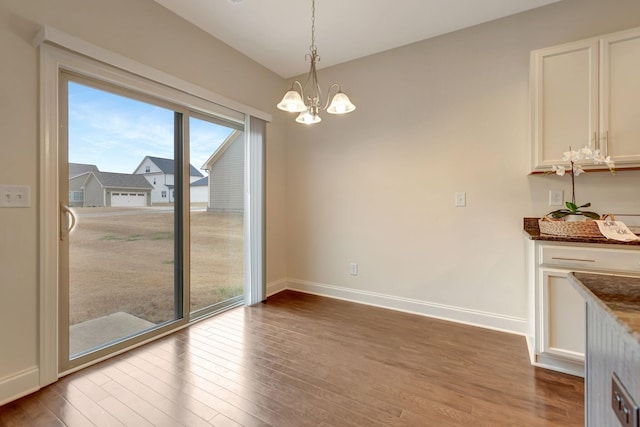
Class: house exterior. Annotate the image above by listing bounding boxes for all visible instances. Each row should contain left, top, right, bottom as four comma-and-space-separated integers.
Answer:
69, 171, 153, 207
68, 163, 100, 206
69, 163, 99, 178
201, 130, 244, 212
190, 176, 209, 204
133, 156, 204, 204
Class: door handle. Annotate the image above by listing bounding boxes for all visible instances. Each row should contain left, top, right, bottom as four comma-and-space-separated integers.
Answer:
60, 204, 77, 241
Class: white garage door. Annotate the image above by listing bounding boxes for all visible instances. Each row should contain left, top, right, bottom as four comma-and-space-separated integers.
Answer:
111, 192, 146, 207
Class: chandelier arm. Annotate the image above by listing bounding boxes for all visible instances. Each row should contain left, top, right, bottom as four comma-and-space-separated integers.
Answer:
320, 83, 342, 111
300, 54, 314, 95
300, 51, 322, 109
291, 80, 304, 96
311, 57, 322, 108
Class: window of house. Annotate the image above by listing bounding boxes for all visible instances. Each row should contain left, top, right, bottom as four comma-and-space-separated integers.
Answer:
145, 166, 150, 172
161, 190, 166, 198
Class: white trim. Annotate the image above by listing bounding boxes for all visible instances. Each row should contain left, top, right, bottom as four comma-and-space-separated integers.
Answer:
532, 356, 584, 378
34, 26, 271, 123
39, 45, 60, 387
271, 278, 528, 336
266, 278, 289, 297
0, 367, 40, 406
525, 335, 536, 365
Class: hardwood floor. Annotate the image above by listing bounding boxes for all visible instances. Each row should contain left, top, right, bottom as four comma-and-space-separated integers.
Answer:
0, 290, 583, 426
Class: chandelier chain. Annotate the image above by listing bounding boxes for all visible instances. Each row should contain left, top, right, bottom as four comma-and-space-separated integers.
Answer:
310, 0, 316, 54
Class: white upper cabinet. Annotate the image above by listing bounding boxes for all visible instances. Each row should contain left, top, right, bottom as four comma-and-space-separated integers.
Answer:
600, 28, 640, 167
530, 27, 640, 173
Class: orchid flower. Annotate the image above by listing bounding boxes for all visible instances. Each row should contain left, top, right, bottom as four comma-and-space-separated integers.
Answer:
604, 156, 614, 170
547, 145, 616, 219
579, 146, 593, 159
562, 150, 581, 163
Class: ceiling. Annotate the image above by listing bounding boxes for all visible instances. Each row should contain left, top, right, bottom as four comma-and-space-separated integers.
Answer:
153, 0, 563, 78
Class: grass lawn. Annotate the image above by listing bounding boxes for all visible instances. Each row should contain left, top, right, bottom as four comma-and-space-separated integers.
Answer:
68, 207, 243, 325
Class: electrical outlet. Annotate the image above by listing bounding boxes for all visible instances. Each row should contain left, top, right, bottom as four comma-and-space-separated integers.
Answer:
0, 185, 31, 208
549, 189, 563, 206
455, 192, 466, 207
349, 262, 358, 276
612, 373, 639, 427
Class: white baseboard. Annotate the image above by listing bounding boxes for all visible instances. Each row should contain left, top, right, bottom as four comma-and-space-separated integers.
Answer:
272, 278, 528, 336
532, 358, 584, 378
266, 278, 289, 296
525, 334, 536, 364
0, 367, 40, 406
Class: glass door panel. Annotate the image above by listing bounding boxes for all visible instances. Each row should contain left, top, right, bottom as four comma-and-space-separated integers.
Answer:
189, 116, 244, 315
63, 78, 180, 365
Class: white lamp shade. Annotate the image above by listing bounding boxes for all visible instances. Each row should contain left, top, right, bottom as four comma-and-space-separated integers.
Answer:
277, 90, 307, 112
327, 92, 356, 114
295, 110, 321, 124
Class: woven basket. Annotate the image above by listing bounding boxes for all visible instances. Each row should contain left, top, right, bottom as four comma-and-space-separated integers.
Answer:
538, 216, 603, 238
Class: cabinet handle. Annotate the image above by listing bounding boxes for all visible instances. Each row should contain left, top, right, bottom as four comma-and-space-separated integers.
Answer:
551, 257, 596, 263
604, 130, 609, 155
592, 131, 597, 149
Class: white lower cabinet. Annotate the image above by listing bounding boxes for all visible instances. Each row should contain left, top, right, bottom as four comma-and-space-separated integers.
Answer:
526, 241, 640, 376
537, 268, 586, 375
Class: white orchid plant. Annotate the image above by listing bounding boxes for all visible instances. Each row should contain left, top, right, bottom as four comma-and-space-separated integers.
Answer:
548, 146, 615, 220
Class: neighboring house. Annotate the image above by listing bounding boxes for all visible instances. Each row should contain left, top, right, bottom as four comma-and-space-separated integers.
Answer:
69, 163, 99, 178
190, 176, 209, 204
69, 171, 153, 207
133, 156, 204, 204
201, 130, 244, 213
68, 163, 100, 206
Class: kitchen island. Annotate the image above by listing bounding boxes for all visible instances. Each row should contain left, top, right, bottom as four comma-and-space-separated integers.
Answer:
568, 272, 640, 427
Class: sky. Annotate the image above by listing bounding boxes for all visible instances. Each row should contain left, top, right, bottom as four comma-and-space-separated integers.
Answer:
68, 81, 234, 174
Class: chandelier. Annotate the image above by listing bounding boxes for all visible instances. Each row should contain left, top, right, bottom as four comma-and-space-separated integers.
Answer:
276, 0, 356, 124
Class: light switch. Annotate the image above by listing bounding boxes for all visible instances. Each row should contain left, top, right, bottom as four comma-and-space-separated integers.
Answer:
349, 262, 358, 276
0, 185, 31, 208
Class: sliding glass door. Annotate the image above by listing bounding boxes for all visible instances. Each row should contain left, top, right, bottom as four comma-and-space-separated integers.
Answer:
59, 73, 246, 370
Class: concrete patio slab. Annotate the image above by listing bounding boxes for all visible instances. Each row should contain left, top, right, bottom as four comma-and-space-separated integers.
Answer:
70, 311, 155, 356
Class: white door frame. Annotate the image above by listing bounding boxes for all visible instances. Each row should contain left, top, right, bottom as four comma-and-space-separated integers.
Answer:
37, 27, 269, 386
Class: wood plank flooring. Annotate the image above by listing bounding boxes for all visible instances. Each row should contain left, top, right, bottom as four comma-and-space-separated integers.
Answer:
0, 290, 584, 426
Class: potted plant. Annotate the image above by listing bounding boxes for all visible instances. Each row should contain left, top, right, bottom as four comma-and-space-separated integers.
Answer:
546, 146, 615, 221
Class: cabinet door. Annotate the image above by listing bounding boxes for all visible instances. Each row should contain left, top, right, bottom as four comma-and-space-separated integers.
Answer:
540, 268, 585, 362
530, 40, 599, 172
600, 27, 640, 166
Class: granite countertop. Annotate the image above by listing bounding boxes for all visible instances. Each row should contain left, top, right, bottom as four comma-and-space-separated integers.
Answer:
567, 272, 640, 344
523, 217, 640, 246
